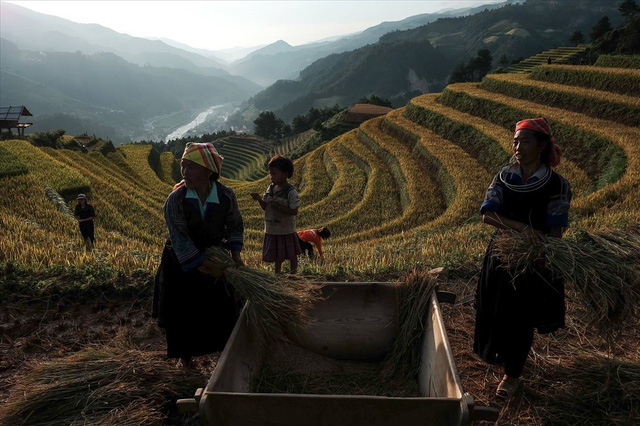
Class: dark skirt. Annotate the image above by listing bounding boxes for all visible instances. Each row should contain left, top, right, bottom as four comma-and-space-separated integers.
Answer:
473, 237, 565, 366
262, 233, 302, 262
79, 222, 94, 242
153, 241, 240, 359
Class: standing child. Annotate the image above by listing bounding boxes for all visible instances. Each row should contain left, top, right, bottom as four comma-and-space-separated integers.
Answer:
297, 227, 331, 261
251, 155, 301, 274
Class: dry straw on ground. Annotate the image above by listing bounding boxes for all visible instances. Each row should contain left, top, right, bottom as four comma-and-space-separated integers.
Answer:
1, 339, 205, 426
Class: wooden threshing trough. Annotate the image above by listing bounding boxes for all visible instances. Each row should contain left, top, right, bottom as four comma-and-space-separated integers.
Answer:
178, 282, 497, 425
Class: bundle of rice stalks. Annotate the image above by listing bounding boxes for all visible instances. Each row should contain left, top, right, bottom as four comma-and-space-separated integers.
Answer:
492, 227, 640, 342
205, 246, 320, 344
380, 269, 439, 381
1, 340, 206, 426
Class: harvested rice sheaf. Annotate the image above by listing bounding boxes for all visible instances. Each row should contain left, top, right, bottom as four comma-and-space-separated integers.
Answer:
492, 227, 640, 341
380, 269, 439, 381
205, 246, 320, 344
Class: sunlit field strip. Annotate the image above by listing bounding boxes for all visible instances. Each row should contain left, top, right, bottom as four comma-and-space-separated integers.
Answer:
45, 148, 168, 208
337, 116, 446, 241
529, 64, 640, 96
326, 130, 403, 243
295, 135, 367, 230
378, 110, 491, 243
1, 173, 80, 239
407, 94, 592, 198
43, 148, 167, 221
117, 145, 175, 194
0, 175, 159, 271
356, 125, 410, 213
486, 72, 640, 108
41, 149, 166, 243
156, 151, 178, 185
536, 64, 640, 79
0, 206, 160, 271
295, 146, 333, 203
319, 112, 492, 273
443, 83, 640, 222
0, 140, 90, 196
322, 147, 338, 184
439, 83, 624, 191
105, 149, 173, 199
481, 73, 640, 126
0, 145, 28, 177
405, 95, 508, 174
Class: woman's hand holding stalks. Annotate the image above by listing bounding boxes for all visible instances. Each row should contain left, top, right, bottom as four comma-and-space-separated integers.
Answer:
199, 259, 229, 279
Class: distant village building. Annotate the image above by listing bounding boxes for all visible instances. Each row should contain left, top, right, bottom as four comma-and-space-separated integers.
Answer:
341, 104, 393, 125
0, 106, 33, 136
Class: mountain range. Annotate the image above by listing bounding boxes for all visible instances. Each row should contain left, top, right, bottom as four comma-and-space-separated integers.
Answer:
0, 0, 623, 143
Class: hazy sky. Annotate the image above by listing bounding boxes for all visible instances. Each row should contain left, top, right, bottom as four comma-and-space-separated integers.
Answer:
5, 1, 505, 51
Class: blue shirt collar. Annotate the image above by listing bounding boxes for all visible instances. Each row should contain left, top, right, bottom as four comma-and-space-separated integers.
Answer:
185, 183, 219, 218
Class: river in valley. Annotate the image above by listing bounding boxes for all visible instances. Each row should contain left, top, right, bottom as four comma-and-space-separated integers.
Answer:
164, 104, 230, 141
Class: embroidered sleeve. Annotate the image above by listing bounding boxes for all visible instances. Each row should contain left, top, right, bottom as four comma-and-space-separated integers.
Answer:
222, 188, 244, 252
546, 176, 572, 227
164, 190, 204, 271
288, 187, 300, 209
480, 172, 504, 215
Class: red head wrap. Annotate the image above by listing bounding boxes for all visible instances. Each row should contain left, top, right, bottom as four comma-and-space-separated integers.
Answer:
514, 117, 561, 167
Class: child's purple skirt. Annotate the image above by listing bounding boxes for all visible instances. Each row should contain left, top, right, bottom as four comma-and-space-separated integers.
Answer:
262, 233, 302, 262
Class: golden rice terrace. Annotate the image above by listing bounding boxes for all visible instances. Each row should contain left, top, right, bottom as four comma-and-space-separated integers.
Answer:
2, 63, 639, 275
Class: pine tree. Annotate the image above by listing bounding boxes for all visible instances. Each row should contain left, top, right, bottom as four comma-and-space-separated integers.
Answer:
590, 16, 613, 41
569, 31, 585, 46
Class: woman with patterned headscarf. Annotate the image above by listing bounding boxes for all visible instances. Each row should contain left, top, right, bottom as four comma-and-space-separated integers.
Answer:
152, 142, 244, 368
474, 118, 572, 398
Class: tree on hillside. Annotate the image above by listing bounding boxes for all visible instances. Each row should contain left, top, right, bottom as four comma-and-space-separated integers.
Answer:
591, 16, 613, 41
498, 54, 510, 68
357, 94, 392, 108
471, 49, 493, 80
290, 105, 343, 134
619, 0, 640, 22
253, 111, 286, 139
569, 31, 585, 46
448, 49, 493, 84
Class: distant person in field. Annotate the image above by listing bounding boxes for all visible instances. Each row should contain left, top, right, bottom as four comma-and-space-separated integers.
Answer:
74, 193, 95, 251
250, 155, 301, 274
547, 56, 552, 64
297, 227, 331, 261
152, 142, 244, 369
474, 118, 571, 399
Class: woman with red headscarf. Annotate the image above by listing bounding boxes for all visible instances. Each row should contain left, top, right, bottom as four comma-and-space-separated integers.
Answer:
474, 118, 572, 398
152, 142, 244, 368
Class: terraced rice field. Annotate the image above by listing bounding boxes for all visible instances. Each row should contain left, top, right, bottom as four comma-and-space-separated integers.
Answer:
3, 62, 639, 274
